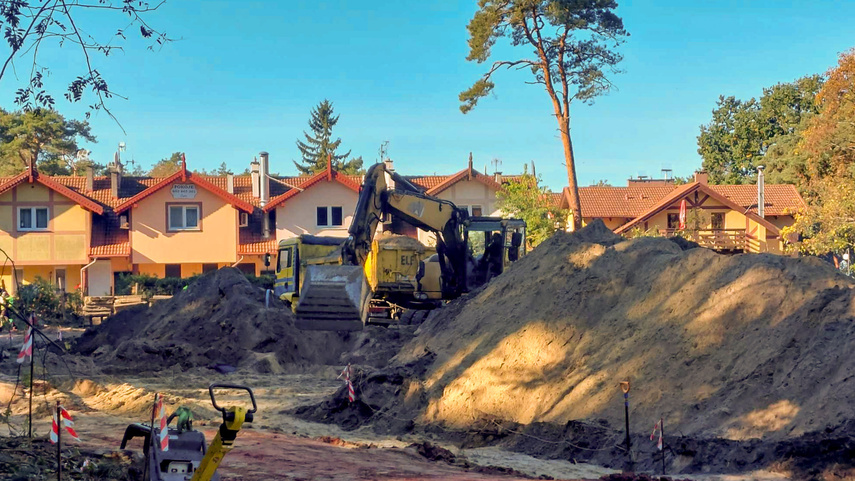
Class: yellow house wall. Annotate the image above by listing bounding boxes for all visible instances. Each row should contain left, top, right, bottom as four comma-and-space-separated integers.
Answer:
0, 184, 90, 265
137, 263, 165, 277
130, 181, 238, 265
766, 215, 796, 231
275, 181, 358, 239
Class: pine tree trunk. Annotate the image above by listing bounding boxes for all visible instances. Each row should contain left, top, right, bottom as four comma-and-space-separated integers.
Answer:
558, 116, 583, 231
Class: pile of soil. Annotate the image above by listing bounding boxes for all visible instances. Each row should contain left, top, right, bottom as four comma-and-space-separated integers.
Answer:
0, 436, 142, 480
302, 220, 855, 475
73, 268, 353, 373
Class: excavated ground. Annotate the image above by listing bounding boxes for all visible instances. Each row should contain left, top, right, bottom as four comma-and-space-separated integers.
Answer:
3, 231, 855, 480
72, 268, 356, 374
297, 221, 855, 479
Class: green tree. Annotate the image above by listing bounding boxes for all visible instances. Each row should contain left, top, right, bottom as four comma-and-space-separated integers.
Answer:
697, 75, 823, 185
0, 108, 96, 175
215, 162, 232, 175
1, 0, 169, 121
294, 100, 363, 175
459, 0, 628, 231
497, 169, 568, 247
149, 152, 184, 177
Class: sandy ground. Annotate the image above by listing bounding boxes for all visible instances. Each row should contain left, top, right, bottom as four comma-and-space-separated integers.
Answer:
0, 342, 791, 481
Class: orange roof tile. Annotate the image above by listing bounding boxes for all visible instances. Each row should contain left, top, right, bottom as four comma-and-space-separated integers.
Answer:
710, 184, 805, 216
238, 230, 278, 255
577, 185, 678, 218
89, 215, 130, 257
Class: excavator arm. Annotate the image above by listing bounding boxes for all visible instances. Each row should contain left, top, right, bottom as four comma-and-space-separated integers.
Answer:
343, 163, 469, 297
295, 163, 470, 330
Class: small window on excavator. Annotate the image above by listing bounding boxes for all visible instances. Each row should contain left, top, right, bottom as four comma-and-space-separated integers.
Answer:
467, 231, 486, 258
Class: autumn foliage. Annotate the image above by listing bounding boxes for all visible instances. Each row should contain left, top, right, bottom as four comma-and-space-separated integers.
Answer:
783, 49, 855, 254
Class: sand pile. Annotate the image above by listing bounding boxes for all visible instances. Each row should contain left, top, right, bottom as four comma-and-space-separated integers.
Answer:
319, 220, 855, 444
73, 268, 352, 373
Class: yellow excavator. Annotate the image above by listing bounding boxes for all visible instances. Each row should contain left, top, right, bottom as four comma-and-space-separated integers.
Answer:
278, 162, 526, 331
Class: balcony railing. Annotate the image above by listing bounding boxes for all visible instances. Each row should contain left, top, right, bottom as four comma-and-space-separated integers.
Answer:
658, 228, 747, 252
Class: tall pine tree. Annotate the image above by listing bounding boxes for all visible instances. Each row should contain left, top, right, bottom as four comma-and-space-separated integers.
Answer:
294, 100, 364, 175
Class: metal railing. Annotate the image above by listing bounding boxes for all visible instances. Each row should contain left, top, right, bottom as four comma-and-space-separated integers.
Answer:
659, 228, 747, 251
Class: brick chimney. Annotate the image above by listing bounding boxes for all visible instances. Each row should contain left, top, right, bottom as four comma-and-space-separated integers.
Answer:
226, 173, 234, 194
110, 158, 123, 199
494, 171, 503, 184
383, 159, 394, 172
84, 166, 94, 193
250, 157, 260, 198
694, 170, 708, 184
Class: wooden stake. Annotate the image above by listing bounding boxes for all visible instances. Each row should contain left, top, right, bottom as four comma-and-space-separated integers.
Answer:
27, 345, 34, 438
620, 381, 631, 462
661, 417, 666, 476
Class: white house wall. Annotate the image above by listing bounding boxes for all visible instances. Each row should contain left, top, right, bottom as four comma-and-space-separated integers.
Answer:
275, 181, 358, 239
418, 180, 503, 246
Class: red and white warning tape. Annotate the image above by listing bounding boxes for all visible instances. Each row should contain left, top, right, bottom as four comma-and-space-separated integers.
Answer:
650, 418, 663, 451
50, 406, 80, 443
156, 394, 169, 452
338, 364, 356, 403
16, 327, 32, 364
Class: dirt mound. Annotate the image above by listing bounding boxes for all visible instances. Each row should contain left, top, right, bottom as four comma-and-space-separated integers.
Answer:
73, 268, 353, 373
305, 220, 855, 473
0, 436, 142, 480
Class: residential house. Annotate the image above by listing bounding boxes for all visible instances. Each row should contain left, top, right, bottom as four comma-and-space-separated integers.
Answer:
0, 151, 529, 296
555, 171, 806, 253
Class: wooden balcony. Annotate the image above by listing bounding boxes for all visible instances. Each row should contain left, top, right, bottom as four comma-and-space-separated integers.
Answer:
659, 228, 747, 252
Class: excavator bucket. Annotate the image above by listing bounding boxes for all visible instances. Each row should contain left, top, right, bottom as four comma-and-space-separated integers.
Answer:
294, 265, 370, 331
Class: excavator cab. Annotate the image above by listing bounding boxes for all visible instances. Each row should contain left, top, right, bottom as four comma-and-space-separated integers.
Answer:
466, 217, 526, 284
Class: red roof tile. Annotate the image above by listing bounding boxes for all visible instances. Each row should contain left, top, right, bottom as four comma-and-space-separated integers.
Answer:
114, 170, 254, 213
262, 169, 362, 212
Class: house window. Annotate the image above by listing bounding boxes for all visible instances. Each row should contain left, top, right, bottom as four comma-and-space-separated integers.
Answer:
458, 205, 483, 216
711, 213, 725, 230
165, 264, 181, 278
168, 205, 200, 231
18, 207, 49, 231
316, 206, 344, 227
667, 213, 679, 229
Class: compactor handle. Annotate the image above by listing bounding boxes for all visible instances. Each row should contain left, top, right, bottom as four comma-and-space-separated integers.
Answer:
208, 383, 257, 416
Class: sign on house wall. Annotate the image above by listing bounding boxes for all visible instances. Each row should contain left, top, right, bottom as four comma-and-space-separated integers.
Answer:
171, 184, 197, 199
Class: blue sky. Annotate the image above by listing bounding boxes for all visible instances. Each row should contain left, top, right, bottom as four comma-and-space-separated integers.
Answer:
1, 0, 853, 190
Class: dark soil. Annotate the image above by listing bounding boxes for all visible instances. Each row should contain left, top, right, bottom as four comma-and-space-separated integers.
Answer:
0, 436, 143, 480
72, 268, 355, 373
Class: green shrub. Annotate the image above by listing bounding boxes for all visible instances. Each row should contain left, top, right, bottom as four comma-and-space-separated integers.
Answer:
16, 276, 82, 324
